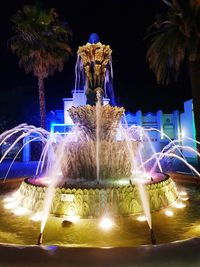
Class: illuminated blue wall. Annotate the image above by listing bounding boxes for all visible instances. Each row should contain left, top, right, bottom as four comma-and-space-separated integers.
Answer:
181, 100, 197, 158
48, 98, 197, 161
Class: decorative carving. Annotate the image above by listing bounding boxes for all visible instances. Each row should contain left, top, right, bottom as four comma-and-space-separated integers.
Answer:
61, 140, 138, 180
17, 176, 179, 218
68, 104, 125, 140
77, 36, 112, 105
78, 42, 112, 90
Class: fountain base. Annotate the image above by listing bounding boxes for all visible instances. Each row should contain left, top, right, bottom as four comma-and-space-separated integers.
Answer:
15, 173, 179, 218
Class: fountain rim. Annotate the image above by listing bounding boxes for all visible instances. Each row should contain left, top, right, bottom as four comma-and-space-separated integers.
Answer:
24, 172, 171, 189
0, 236, 200, 265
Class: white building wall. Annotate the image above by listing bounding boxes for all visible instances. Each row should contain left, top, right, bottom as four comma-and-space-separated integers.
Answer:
180, 99, 197, 158
172, 110, 180, 140
63, 98, 73, 124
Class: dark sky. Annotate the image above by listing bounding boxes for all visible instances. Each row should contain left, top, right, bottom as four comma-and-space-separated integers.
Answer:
0, 0, 192, 125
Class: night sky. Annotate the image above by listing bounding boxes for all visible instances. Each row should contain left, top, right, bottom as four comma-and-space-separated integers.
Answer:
0, 0, 192, 127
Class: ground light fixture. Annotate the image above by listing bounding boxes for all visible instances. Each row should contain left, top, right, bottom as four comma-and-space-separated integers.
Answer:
99, 217, 114, 230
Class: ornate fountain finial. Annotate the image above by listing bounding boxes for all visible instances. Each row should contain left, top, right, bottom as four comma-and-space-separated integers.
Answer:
77, 34, 112, 105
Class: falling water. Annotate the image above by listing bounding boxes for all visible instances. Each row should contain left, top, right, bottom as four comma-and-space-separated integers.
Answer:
104, 57, 116, 105
4, 136, 40, 181
118, 123, 152, 229
118, 124, 138, 171
39, 132, 76, 234
136, 181, 152, 229
96, 93, 101, 184
74, 55, 85, 93
0, 124, 50, 181
139, 151, 200, 177
129, 126, 162, 173
143, 127, 185, 173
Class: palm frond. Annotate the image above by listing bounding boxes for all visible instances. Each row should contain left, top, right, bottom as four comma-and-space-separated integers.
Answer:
146, 0, 200, 85
8, 4, 72, 78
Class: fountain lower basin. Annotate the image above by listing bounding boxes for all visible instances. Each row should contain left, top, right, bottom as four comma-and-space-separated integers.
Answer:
1, 173, 199, 249
16, 173, 178, 218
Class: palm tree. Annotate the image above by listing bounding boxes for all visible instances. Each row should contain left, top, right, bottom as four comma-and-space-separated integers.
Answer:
9, 4, 72, 129
146, 0, 200, 163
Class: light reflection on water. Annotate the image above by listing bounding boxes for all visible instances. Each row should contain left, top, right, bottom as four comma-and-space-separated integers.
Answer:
0, 185, 200, 247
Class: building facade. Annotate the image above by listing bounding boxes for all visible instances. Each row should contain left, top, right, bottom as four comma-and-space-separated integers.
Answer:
22, 90, 197, 162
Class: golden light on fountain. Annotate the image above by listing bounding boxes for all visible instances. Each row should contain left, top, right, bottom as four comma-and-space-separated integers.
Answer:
30, 212, 42, 222
137, 215, 147, 222
173, 201, 186, 209
4, 201, 17, 209
99, 217, 114, 230
4, 190, 20, 210
13, 207, 27, 216
165, 210, 174, 217
180, 196, 189, 201
63, 215, 80, 223
116, 179, 130, 186
3, 190, 19, 203
179, 191, 189, 201
3, 196, 16, 203
179, 191, 187, 196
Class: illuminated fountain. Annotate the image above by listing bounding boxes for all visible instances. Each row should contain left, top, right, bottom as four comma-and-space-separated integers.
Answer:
0, 34, 198, 249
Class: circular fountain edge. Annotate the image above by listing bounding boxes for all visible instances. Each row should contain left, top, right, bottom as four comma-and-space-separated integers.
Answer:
1, 236, 200, 266
16, 173, 179, 218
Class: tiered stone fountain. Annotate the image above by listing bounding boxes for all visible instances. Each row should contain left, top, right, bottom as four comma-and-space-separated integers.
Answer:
15, 34, 179, 219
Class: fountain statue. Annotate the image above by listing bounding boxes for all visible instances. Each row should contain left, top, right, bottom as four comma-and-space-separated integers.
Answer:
77, 33, 111, 105
13, 34, 179, 224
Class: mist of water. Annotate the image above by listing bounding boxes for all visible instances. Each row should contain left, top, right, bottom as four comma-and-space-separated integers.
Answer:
129, 126, 163, 173
118, 123, 152, 229
39, 132, 75, 234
